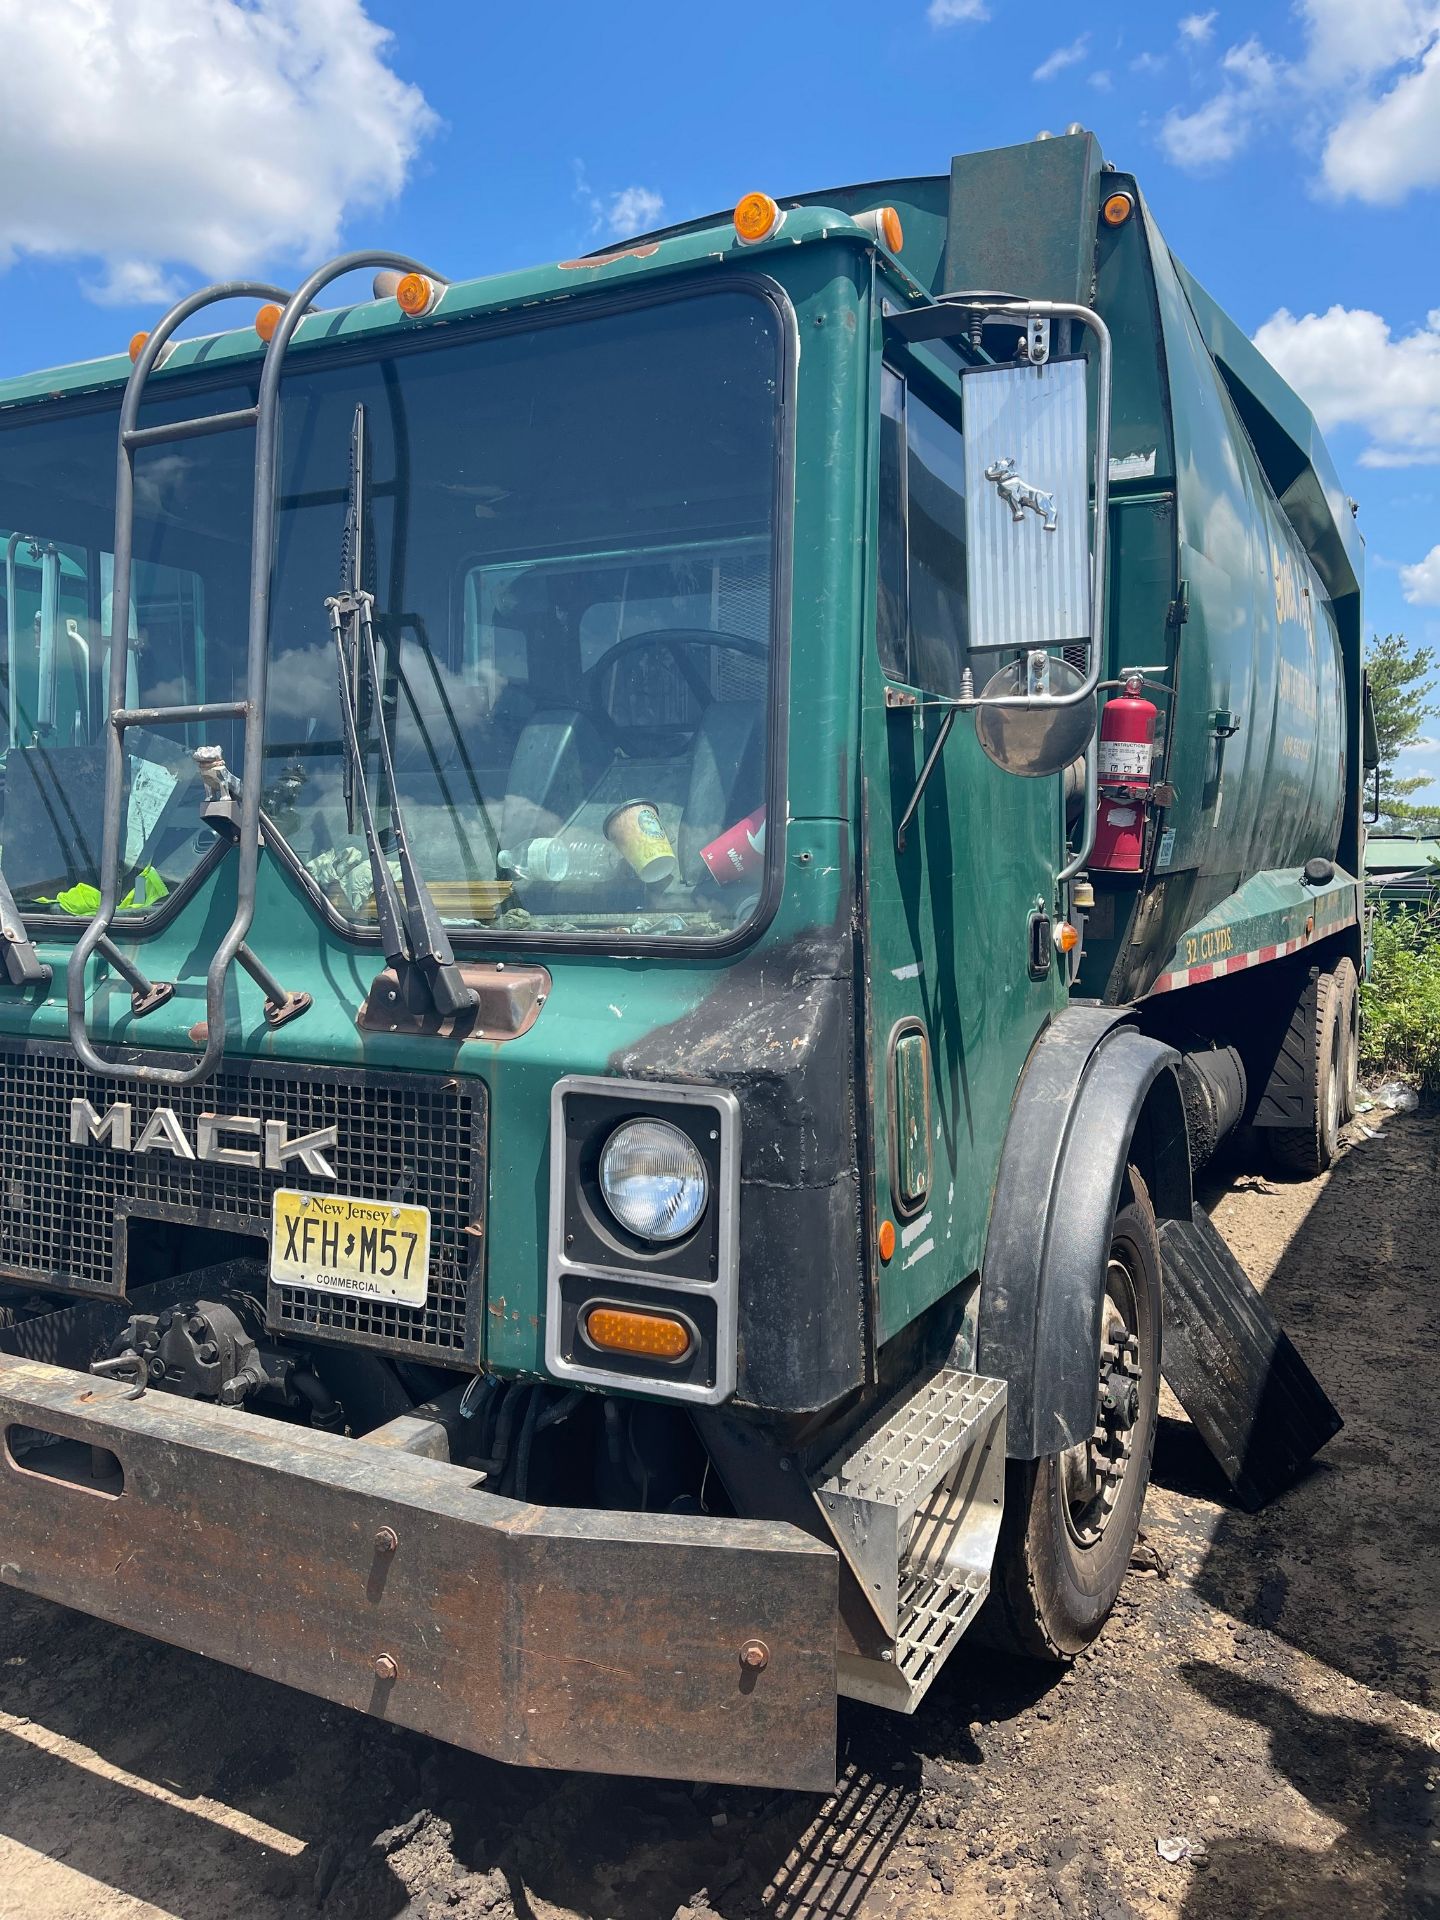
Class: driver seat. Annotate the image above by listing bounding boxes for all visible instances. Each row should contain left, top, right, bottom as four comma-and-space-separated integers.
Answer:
678, 700, 764, 883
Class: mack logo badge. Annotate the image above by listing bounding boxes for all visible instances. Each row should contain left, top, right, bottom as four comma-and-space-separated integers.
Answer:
69, 1099, 338, 1180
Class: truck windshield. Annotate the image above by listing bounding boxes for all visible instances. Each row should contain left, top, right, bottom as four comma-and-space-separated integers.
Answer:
0, 286, 783, 942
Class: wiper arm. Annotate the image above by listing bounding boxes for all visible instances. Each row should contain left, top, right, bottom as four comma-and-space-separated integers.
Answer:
327, 586, 478, 1020
0, 865, 50, 988
329, 402, 476, 1021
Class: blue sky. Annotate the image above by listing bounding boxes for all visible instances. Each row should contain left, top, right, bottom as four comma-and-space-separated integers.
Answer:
2, 0, 1437, 796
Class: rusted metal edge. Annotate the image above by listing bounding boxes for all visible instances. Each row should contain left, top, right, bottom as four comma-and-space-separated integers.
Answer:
0, 1355, 838, 1790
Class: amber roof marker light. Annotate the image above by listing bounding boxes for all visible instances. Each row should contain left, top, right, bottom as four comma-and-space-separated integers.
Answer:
395, 270, 441, 317
128, 331, 173, 367
1102, 190, 1136, 228
855, 205, 905, 254
734, 191, 784, 245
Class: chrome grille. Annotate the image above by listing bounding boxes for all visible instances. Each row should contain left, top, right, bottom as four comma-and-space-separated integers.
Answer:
0, 1042, 484, 1366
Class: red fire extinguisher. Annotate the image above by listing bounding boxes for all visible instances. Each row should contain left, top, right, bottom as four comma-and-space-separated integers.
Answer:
1092, 673, 1158, 873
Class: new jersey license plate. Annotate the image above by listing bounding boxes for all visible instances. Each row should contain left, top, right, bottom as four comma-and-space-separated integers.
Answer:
270, 1189, 431, 1306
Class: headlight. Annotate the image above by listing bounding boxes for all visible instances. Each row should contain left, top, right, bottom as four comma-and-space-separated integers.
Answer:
598, 1118, 709, 1242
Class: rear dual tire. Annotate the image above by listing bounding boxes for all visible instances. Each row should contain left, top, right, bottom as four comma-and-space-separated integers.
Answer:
1270, 960, 1357, 1177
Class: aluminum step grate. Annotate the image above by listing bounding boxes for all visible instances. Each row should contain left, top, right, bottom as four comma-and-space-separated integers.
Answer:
812, 1364, 1007, 1710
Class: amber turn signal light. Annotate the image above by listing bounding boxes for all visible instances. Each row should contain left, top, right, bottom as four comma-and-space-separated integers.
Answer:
585, 1305, 692, 1361
878, 1219, 897, 1263
1054, 920, 1081, 954
1101, 191, 1135, 228
734, 191, 783, 245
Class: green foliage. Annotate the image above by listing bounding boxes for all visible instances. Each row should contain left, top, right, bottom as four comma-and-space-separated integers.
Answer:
1366, 632, 1438, 828
1360, 905, 1440, 1079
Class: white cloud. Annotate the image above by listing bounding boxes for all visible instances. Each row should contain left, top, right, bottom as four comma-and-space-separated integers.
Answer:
1401, 545, 1440, 604
1253, 306, 1440, 469
574, 168, 665, 241
1033, 35, 1088, 81
1132, 50, 1167, 73
1158, 0, 1440, 200
1322, 40, 1440, 201
1090, 69, 1114, 91
603, 186, 665, 239
1300, 0, 1440, 81
1159, 36, 1281, 167
81, 259, 181, 310
928, 0, 988, 24
1179, 11, 1218, 44
0, 0, 435, 307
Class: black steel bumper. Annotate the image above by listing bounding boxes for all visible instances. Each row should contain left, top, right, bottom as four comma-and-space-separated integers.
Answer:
0, 1355, 839, 1791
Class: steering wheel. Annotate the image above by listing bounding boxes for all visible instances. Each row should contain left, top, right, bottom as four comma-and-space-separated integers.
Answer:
582, 627, 768, 756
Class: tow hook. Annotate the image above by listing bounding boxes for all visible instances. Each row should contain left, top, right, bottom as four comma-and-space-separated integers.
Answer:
88, 1352, 150, 1400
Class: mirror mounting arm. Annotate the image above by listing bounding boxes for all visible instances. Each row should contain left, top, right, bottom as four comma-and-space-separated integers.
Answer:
896, 704, 960, 853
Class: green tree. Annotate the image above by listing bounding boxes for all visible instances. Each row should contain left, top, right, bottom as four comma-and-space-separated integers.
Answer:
1366, 632, 1439, 831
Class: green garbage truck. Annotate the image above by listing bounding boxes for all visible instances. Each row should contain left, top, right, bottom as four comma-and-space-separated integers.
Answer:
0, 131, 1363, 1791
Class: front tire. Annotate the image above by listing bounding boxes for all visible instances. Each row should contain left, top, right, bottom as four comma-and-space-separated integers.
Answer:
982, 1171, 1162, 1660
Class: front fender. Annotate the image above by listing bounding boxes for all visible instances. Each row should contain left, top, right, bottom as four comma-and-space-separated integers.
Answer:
978, 1010, 1190, 1458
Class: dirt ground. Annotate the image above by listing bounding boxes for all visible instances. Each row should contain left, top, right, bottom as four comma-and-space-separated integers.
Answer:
1, 1105, 1437, 1920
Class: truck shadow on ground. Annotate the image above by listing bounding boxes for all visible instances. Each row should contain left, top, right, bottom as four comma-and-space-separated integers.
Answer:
1178, 1116, 1438, 1711
1175, 1664, 1440, 1920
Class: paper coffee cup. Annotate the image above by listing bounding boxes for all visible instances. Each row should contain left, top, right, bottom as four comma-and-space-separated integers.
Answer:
604, 800, 678, 884
700, 806, 766, 886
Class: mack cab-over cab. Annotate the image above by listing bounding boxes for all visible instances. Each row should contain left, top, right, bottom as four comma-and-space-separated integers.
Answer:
0, 132, 1355, 1790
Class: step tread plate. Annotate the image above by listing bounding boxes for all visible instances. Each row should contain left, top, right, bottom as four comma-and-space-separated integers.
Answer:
815, 1368, 1005, 1522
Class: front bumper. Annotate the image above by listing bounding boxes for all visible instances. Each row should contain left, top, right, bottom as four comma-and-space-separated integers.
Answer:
0, 1355, 838, 1791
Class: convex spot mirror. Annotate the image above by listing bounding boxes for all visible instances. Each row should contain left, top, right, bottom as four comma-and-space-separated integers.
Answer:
975, 654, 1097, 778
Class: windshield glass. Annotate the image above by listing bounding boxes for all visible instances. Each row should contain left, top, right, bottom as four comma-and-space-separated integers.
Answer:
0, 286, 783, 940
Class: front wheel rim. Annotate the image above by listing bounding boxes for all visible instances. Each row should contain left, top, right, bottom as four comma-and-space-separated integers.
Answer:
1060, 1255, 1145, 1550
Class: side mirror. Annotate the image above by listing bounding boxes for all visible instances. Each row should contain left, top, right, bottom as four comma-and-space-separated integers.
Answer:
962, 356, 1092, 658
885, 297, 1112, 869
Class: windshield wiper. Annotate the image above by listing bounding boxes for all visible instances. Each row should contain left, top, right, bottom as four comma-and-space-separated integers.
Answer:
0, 535, 55, 988
327, 405, 477, 1021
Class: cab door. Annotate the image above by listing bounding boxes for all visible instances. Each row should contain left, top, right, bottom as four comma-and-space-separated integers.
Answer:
860, 348, 1064, 1350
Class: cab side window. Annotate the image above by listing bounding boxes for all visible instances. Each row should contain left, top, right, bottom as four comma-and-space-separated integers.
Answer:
876, 365, 969, 696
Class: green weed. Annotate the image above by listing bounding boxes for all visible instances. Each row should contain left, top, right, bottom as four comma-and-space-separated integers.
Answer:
1360, 905, 1440, 1080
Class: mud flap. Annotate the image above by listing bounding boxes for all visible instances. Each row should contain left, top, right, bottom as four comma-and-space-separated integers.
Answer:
1157, 1210, 1342, 1511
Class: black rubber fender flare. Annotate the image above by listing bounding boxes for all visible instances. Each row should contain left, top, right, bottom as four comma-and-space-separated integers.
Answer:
978, 1009, 1192, 1460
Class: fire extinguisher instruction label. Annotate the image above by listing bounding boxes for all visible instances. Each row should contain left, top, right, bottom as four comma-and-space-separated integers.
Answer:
1098, 740, 1152, 778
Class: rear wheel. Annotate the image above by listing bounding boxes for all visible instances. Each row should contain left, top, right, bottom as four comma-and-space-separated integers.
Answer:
983, 1171, 1162, 1660
1331, 957, 1360, 1123
1270, 968, 1343, 1176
